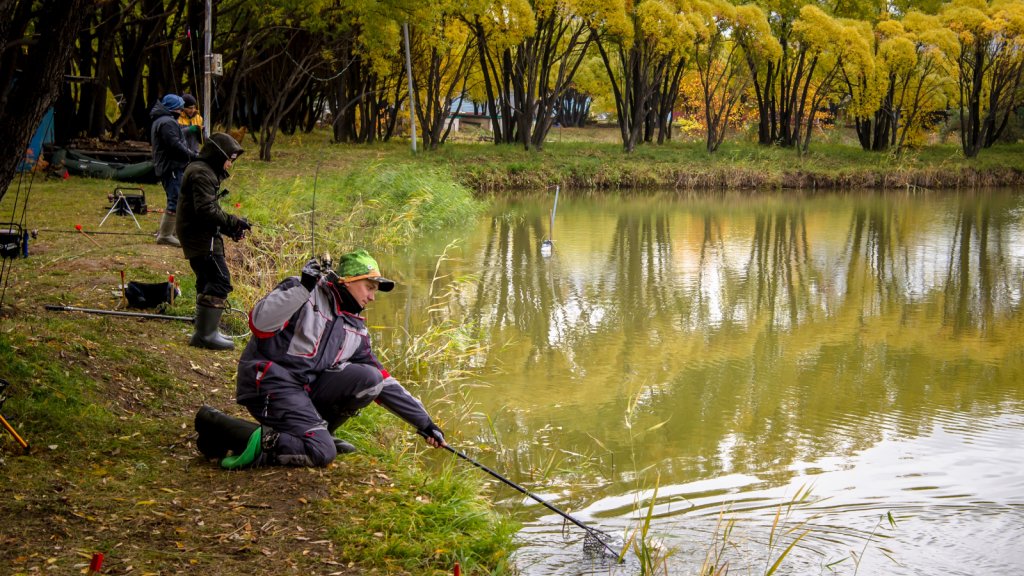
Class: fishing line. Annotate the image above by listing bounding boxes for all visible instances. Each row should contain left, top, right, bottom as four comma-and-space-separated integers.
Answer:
187, 27, 199, 95
284, 50, 351, 83
311, 161, 321, 258
0, 161, 37, 309
165, 41, 178, 95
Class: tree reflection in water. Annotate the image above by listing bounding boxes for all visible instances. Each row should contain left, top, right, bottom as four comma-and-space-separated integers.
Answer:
375, 190, 1024, 575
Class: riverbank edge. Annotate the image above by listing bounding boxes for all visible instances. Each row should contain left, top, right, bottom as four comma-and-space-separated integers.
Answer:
399, 140, 1024, 193
452, 163, 1024, 193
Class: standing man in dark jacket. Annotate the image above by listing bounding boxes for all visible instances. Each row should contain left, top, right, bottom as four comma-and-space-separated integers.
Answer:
194, 250, 446, 469
150, 94, 198, 246
176, 132, 251, 350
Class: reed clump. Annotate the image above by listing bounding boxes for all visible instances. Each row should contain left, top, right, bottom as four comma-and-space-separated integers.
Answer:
328, 247, 518, 574
225, 162, 481, 307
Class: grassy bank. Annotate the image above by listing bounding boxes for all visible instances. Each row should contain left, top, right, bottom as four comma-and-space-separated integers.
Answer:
437, 137, 1024, 192
256, 126, 1024, 192
0, 161, 513, 575
0, 129, 1014, 575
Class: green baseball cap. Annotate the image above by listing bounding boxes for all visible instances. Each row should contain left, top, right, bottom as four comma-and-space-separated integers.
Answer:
336, 249, 394, 292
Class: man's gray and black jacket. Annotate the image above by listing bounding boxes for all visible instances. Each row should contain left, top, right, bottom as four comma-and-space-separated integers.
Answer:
176, 137, 245, 259
236, 277, 435, 432
149, 101, 195, 177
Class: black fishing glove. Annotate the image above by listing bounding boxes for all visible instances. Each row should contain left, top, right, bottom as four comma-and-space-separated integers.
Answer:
229, 217, 251, 241
419, 422, 445, 446
300, 259, 321, 291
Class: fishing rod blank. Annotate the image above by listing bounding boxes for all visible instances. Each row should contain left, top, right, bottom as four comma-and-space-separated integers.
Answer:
435, 439, 622, 559
45, 304, 193, 322
34, 227, 153, 237
0, 379, 30, 454
44, 304, 251, 339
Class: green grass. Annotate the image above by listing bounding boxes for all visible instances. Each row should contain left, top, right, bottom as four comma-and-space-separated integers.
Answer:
263, 126, 1022, 192
318, 257, 518, 575
1, 263, 517, 575
431, 137, 1023, 191
0, 146, 507, 576
0, 335, 109, 440
325, 411, 517, 575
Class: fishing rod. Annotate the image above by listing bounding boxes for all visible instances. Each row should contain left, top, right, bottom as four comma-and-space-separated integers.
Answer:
311, 162, 321, 259
1, 153, 37, 309
33, 227, 152, 237
307, 161, 340, 311
44, 304, 193, 322
0, 379, 30, 454
45, 304, 252, 339
426, 434, 622, 559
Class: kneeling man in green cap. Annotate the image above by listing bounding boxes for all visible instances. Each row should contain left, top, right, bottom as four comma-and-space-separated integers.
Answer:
195, 249, 446, 468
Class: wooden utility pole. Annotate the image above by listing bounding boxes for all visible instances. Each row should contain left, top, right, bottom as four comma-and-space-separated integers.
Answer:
203, 0, 213, 138
402, 22, 417, 153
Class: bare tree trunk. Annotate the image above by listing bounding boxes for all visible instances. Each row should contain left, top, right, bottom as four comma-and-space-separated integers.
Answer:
0, 0, 89, 203
959, 44, 985, 158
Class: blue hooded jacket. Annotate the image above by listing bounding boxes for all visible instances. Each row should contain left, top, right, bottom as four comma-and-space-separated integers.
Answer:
149, 100, 196, 177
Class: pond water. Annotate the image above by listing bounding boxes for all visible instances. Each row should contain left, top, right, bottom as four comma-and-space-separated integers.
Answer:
369, 190, 1024, 576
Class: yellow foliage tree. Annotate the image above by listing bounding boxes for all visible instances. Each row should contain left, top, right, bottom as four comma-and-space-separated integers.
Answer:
938, 0, 1024, 157
407, 0, 476, 150
790, 5, 874, 152
842, 13, 956, 152
583, 0, 695, 151
463, 0, 593, 150
687, 0, 778, 152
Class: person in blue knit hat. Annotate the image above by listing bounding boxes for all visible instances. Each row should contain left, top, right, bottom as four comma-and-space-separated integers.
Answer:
149, 93, 198, 246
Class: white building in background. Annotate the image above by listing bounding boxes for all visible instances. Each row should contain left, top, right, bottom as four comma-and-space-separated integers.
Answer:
444, 97, 496, 133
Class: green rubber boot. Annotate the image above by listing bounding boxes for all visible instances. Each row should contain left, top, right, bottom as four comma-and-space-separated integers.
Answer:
194, 405, 258, 460
220, 427, 263, 469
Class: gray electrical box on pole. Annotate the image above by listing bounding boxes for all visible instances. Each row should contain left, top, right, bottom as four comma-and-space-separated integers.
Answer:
206, 54, 223, 76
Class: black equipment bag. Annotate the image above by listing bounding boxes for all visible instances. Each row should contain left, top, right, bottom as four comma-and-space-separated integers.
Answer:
109, 187, 147, 215
0, 223, 24, 259
124, 281, 177, 309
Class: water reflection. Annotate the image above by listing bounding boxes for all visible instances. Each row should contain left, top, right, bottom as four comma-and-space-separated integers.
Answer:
372, 191, 1024, 575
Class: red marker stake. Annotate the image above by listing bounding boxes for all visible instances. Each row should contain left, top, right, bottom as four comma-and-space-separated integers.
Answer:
453, 561, 461, 576
75, 224, 103, 249
87, 552, 104, 574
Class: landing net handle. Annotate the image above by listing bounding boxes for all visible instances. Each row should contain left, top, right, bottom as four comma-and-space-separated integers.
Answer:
43, 304, 250, 339
0, 378, 31, 454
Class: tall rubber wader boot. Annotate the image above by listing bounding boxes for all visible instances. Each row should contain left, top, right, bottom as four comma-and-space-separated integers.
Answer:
156, 212, 181, 246
190, 295, 234, 350
195, 405, 258, 461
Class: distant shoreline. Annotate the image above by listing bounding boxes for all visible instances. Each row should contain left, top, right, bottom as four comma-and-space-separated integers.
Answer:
415, 136, 1024, 193
453, 163, 1024, 193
